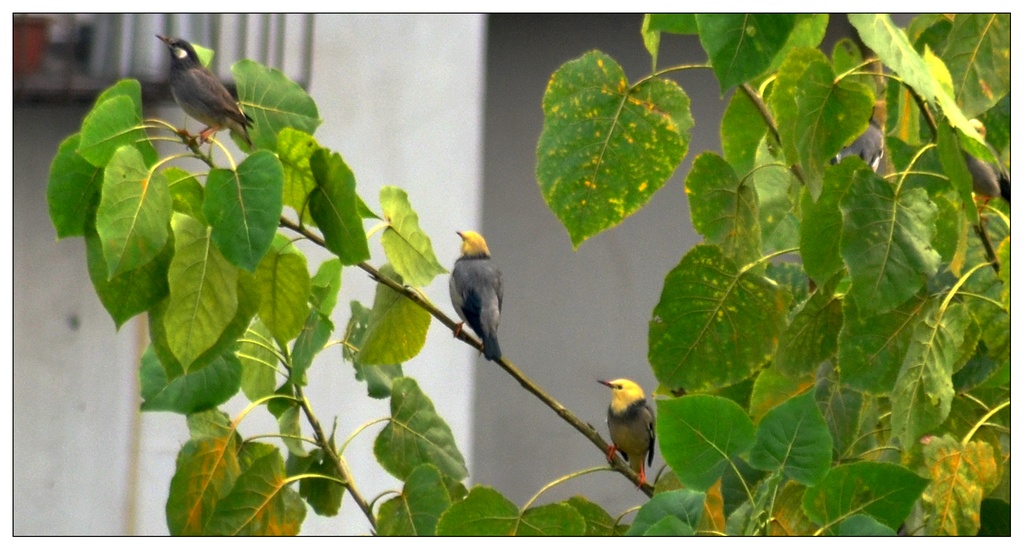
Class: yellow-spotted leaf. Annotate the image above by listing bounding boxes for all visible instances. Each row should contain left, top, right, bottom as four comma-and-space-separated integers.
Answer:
537, 50, 691, 249
649, 245, 790, 393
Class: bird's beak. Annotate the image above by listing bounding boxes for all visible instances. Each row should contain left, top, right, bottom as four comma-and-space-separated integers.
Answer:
456, 231, 464, 239
157, 35, 171, 45
597, 380, 612, 388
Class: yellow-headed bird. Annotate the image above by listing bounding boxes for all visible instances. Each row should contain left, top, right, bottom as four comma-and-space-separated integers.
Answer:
599, 378, 655, 486
449, 231, 503, 361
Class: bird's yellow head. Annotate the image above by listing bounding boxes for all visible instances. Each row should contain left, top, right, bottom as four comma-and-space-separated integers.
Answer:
599, 378, 646, 413
457, 230, 491, 258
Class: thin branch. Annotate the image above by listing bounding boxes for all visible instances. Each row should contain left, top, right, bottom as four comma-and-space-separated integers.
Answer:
294, 383, 377, 529
279, 215, 655, 497
739, 83, 807, 187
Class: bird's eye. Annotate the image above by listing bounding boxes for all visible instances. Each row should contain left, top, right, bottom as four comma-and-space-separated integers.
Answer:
174, 47, 188, 59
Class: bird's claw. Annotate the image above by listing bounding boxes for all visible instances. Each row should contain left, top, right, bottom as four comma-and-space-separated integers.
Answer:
453, 322, 464, 338
605, 444, 618, 464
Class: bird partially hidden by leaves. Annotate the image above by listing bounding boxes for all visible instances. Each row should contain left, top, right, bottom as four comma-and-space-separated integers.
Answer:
449, 231, 503, 361
966, 119, 1010, 204
157, 35, 253, 148
599, 378, 655, 487
831, 119, 884, 173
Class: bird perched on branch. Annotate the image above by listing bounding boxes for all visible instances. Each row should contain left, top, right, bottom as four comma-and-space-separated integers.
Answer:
157, 35, 253, 148
449, 231, 503, 361
599, 378, 655, 487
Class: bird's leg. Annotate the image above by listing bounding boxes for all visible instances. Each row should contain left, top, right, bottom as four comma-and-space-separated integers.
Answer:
452, 322, 464, 338
605, 444, 618, 463
197, 124, 222, 144
636, 466, 646, 488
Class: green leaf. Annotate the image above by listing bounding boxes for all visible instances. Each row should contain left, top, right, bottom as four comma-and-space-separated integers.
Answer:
752, 138, 800, 255
308, 149, 371, 264
840, 169, 940, 315
536, 50, 691, 248
379, 186, 447, 287
140, 346, 242, 414
802, 461, 929, 532
685, 152, 761, 266
935, 122, 979, 224
626, 489, 706, 535
205, 444, 306, 535
374, 377, 468, 482
891, 301, 968, 448
657, 395, 756, 491
771, 48, 875, 200
813, 363, 868, 461
204, 151, 284, 272
345, 300, 404, 399
436, 486, 585, 536
85, 224, 171, 328
290, 308, 332, 385
47, 134, 102, 239
276, 128, 320, 225
769, 14, 829, 73
376, 464, 452, 536
921, 435, 998, 535
95, 145, 171, 278
356, 264, 431, 365
749, 392, 832, 486
838, 293, 928, 393
647, 14, 697, 34
848, 14, 985, 150
165, 166, 206, 224
749, 366, 814, 424
978, 498, 1011, 536
233, 59, 321, 151
696, 14, 797, 92
640, 15, 661, 69
649, 245, 790, 392
774, 274, 843, 378
997, 238, 1009, 311
166, 434, 240, 535
798, 141, 864, 284
165, 213, 239, 370
721, 90, 767, 178
150, 270, 259, 379
310, 258, 343, 317
837, 514, 897, 536
78, 82, 157, 167
236, 318, 278, 402
941, 14, 1009, 119
295, 448, 343, 518
564, 496, 628, 536
255, 234, 311, 343
963, 219, 1009, 363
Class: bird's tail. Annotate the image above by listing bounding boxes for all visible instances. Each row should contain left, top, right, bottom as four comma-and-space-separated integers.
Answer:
999, 173, 1010, 203
483, 335, 502, 361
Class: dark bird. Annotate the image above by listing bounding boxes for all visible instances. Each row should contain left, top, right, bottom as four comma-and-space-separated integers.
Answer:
449, 231, 503, 361
157, 35, 253, 148
966, 119, 1009, 204
832, 120, 884, 173
598, 378, 655, 487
